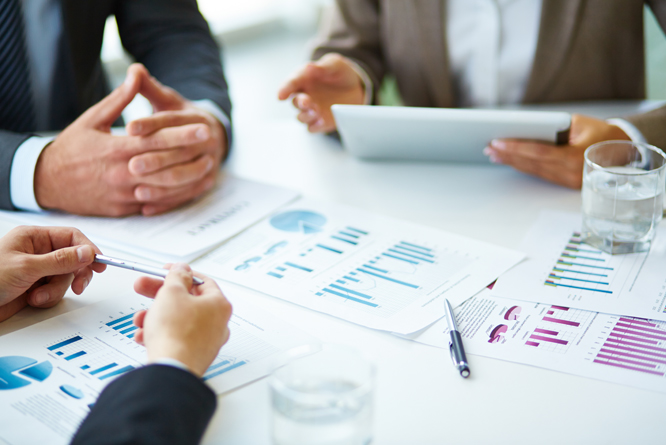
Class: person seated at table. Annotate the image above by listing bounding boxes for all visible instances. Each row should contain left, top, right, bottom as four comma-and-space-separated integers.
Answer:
0, 0, 231, 217
278, 0, 666, 189
0, 226, 232, 445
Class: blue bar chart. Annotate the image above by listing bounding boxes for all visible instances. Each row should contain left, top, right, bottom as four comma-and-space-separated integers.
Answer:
544, 233, 614, 294
105, 313, 138, 339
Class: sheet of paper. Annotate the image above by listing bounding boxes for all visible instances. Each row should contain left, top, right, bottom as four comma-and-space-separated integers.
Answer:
0, 293, 318, 445
406, 290, 666, 393
492, 211, 666, 320
193, 199, 525, 334
0, 175, 299, 263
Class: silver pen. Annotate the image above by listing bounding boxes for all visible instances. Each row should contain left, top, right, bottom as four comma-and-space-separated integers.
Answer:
444, 298, 471, 378
94, 254, 204, 285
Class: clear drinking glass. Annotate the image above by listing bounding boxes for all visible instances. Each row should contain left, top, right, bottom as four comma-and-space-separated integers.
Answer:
270, 345, 375, 445
582, 140, 666, 254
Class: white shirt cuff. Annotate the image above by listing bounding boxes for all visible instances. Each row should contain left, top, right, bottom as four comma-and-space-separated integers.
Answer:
192, 99, 231, 140
9, 136, 54, 212
607, 118, 647, 144
344, 59, 373, 105
151, 358, 194, 375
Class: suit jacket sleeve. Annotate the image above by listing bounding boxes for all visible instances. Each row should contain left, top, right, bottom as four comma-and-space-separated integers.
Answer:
115, 0, 232, 134
0, 131, 33, 211
70, 365, 217, 445
311, 0, 385, 104
621, 1, 666, 150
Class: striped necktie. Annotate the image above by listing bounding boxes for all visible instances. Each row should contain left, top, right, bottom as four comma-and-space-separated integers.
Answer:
0, 0, 36, 132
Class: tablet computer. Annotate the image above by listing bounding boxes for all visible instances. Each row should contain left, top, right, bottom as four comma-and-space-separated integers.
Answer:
331, 105, 571, 163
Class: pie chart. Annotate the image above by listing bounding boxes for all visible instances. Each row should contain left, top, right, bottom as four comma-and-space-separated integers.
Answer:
488, 325, 508, 344
270, 210, 327, 234
504, 306, 522, 321
0, 356, 53, 390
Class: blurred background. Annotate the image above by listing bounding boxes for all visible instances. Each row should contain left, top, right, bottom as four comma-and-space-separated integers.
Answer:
101, 0, 666, 126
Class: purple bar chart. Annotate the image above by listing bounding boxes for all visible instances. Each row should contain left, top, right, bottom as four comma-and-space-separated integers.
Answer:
593, 317, 666, 377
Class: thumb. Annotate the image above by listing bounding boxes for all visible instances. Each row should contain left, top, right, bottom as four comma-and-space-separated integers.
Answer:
80, 64, 143, 128
162, 263, 194, 293
28, 245, 95, 278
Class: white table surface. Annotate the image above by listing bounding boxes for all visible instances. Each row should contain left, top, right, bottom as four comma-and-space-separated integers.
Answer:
0, 118, 663, 445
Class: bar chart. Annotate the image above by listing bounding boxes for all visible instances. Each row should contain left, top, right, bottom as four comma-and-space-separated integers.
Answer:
544, 232, 614, 294
525, 305, 593, 353
104, 312, 138, 339
592, 316, 666, 377
46, 334, 136, 381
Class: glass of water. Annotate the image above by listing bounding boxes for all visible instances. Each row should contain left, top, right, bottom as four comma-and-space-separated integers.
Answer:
270, 345, 375, 445
582, 140, 666, 254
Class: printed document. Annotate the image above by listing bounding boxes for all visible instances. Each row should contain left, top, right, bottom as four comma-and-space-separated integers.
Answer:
0, 293, 317, 444
0, 175, 298, 263
492, 211, 666, 320
193, 199, 524, 334
407, 290, 666, 393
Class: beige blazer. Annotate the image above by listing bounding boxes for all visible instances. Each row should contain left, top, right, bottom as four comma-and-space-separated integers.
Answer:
312, 0, 666, 149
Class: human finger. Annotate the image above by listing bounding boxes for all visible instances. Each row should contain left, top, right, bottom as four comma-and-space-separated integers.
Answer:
81, 64, 142, 128
161, 263, 194, 294
27, 273, 75, 308
0, 294, 28, 323
134, 328, 145, 345
292, 93, 317, 112
487, 146, 582, 188
124, 123, 210, 159
71, 267, 93, 295
297, 109, 321, 125
278, 65, 310, 100
308, 118, 333, 133
26, 244, 95, 279
134, 276, 164, 299
489, 139, 563, 161
134, 154, 215, 187
135, 173, 214, 204
126, 110, 209, 137
133, 310, 147, 329
129, 144, 207, 176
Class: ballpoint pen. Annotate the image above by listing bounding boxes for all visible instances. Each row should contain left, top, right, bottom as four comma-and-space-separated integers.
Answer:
444, 298, 470, 378
94, 254, 204, 285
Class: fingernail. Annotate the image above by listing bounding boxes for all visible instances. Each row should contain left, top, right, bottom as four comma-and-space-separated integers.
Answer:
312, 118, 325, 130
196, 127, 209, 141
82, 279, 89, 292
483, 147, 493, 156
306, 110, 317, 119
491, 140, 506, 150
136, 188, 151, 201
205, 157, 214, 172
142, 206, 155, 216
132, 122, 143, 134
172, 263, 189, 272
34, 291, 49, 306
77, 246, 92, 263
131, 159, 146, 173
489, 156, 503, 164
124, 73, 135, 92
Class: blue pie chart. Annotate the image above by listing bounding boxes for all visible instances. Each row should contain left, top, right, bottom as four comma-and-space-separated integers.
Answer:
0, 356, 53, 390
270, 210, 327, 234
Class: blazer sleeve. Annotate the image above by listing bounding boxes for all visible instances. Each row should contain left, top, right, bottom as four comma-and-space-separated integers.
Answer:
0, 131, 33, 211
623, 1, 666, 150
114, 0, 232, 135
70, 365, 217, 445
311, 0, 385, 104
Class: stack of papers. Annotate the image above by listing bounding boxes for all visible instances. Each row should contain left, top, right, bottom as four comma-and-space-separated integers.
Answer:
0, 292, 318, 444
0, 175, 299, 263
408, 211, 666, 393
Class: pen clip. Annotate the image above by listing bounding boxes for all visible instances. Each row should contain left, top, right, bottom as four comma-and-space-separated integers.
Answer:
448, 340, 457, 367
